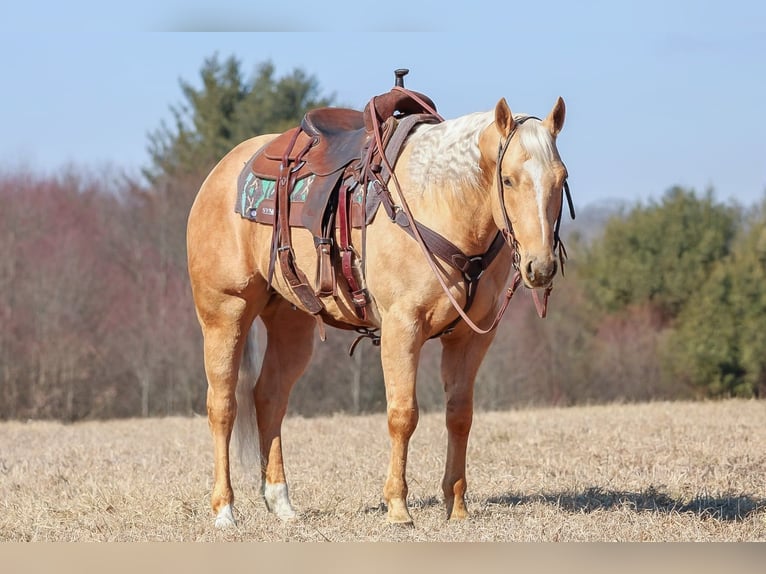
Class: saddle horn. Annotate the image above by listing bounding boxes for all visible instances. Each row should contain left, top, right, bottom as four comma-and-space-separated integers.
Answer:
363, 68, 438, 132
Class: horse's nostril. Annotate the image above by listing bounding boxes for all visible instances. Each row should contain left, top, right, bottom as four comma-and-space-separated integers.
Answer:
526, 259, 535, 280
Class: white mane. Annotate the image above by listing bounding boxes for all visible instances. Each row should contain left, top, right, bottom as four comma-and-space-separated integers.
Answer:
406, 110, 556, 200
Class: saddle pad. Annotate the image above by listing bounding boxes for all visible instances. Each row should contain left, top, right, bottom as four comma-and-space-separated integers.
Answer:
235, 166, 371, 229
236, 169, 313, 226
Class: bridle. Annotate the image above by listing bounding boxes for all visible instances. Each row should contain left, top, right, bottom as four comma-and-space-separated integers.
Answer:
362, 94, 575, 343
495, 116, 576, 318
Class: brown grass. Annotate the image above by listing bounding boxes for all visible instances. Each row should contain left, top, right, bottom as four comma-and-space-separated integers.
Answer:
1, 399, 764, 541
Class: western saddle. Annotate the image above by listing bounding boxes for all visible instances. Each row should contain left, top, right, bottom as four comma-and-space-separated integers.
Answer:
236, 69, 507, 343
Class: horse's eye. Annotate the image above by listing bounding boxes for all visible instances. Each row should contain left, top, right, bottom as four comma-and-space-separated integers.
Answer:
502, 177, 513, 187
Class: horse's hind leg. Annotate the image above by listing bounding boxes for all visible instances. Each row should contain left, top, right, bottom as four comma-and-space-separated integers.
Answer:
254, 297, 316, 519
198, 294, 259, 528
440, 328, 497, 520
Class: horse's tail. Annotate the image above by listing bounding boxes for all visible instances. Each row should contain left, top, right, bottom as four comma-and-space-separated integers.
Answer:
233, 318, 265, 480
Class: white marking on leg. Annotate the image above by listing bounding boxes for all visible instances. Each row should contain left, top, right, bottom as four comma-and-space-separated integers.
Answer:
263, 482, 296, 520
523, 158, 548, 246
214, 504, 237, 529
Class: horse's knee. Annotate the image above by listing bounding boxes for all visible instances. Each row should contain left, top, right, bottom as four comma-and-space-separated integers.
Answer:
207, 384, 237, 418
445, 397, 473, 437
387, 402, 419, 438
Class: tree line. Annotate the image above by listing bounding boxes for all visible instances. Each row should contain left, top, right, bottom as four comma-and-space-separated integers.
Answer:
0, 55, 763, 421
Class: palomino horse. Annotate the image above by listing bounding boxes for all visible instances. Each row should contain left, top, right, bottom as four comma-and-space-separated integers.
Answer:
187, 93, 570, 527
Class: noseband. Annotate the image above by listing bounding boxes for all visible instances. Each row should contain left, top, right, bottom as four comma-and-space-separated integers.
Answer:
495, 116, 575, 317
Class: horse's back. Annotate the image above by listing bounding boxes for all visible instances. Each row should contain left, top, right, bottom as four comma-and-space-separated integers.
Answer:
187, 135, 276, 303
189, 134, 275, 230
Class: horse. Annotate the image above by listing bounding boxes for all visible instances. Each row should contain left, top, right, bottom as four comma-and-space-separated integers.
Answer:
186, 92, 571, 528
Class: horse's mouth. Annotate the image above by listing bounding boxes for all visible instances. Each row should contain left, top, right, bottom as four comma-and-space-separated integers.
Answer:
523, 279, 554, 291
521, 275, 555, 292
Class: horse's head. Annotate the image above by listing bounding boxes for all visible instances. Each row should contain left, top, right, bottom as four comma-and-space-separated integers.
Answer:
480, 97, 571, 293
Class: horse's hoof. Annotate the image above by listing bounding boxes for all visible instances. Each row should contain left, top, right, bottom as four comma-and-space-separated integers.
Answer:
214, 504, 237, 529
387, 516, 415, 528
264, 482, 297, 520
446, 502, 469, 521
386, 500, 414, 526
275, 506, 297, 521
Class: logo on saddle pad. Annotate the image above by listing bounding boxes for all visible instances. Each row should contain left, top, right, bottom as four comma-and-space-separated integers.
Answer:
237, 173, 318, 225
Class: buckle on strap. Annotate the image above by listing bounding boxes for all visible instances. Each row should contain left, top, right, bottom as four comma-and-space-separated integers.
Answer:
451, 254, 486, 281
351, 288, 370, 307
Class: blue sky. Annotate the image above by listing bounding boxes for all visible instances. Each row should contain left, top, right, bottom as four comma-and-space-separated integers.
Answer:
2, 1, 764, 209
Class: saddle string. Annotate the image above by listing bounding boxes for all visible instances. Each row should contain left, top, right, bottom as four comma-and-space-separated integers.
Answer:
267, 127, 303, 289
267, 127, 331, 339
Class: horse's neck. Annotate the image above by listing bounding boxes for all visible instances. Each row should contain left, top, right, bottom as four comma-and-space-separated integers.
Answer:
394, 115, 501, 254
396, 168, 498, 256
393, 147, 496, 253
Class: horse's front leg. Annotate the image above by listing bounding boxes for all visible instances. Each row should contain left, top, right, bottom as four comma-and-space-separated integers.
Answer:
440, 328, 497, 520
380, 313, 424, 525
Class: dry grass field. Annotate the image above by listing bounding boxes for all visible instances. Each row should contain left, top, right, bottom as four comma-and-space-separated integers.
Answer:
1, 399, 764, 542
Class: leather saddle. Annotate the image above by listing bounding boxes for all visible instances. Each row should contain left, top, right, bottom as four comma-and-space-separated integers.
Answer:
254, 87, 436, 176
235, 71, 441, 326
243, 87, 437, 234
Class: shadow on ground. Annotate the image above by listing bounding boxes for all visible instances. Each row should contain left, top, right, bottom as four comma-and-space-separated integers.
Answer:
485, 486, 766, 521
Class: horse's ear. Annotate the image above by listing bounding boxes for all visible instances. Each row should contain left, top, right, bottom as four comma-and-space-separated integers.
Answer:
494, 98, 516, 139
543, 96, 566, 136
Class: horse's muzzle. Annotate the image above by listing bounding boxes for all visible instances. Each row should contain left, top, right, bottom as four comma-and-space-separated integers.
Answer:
523, 255, 557, 289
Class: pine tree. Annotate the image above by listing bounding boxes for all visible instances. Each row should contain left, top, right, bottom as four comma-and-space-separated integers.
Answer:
145, 55, 334, 182
578, 186, 739, 322
666, 198, 766, 397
